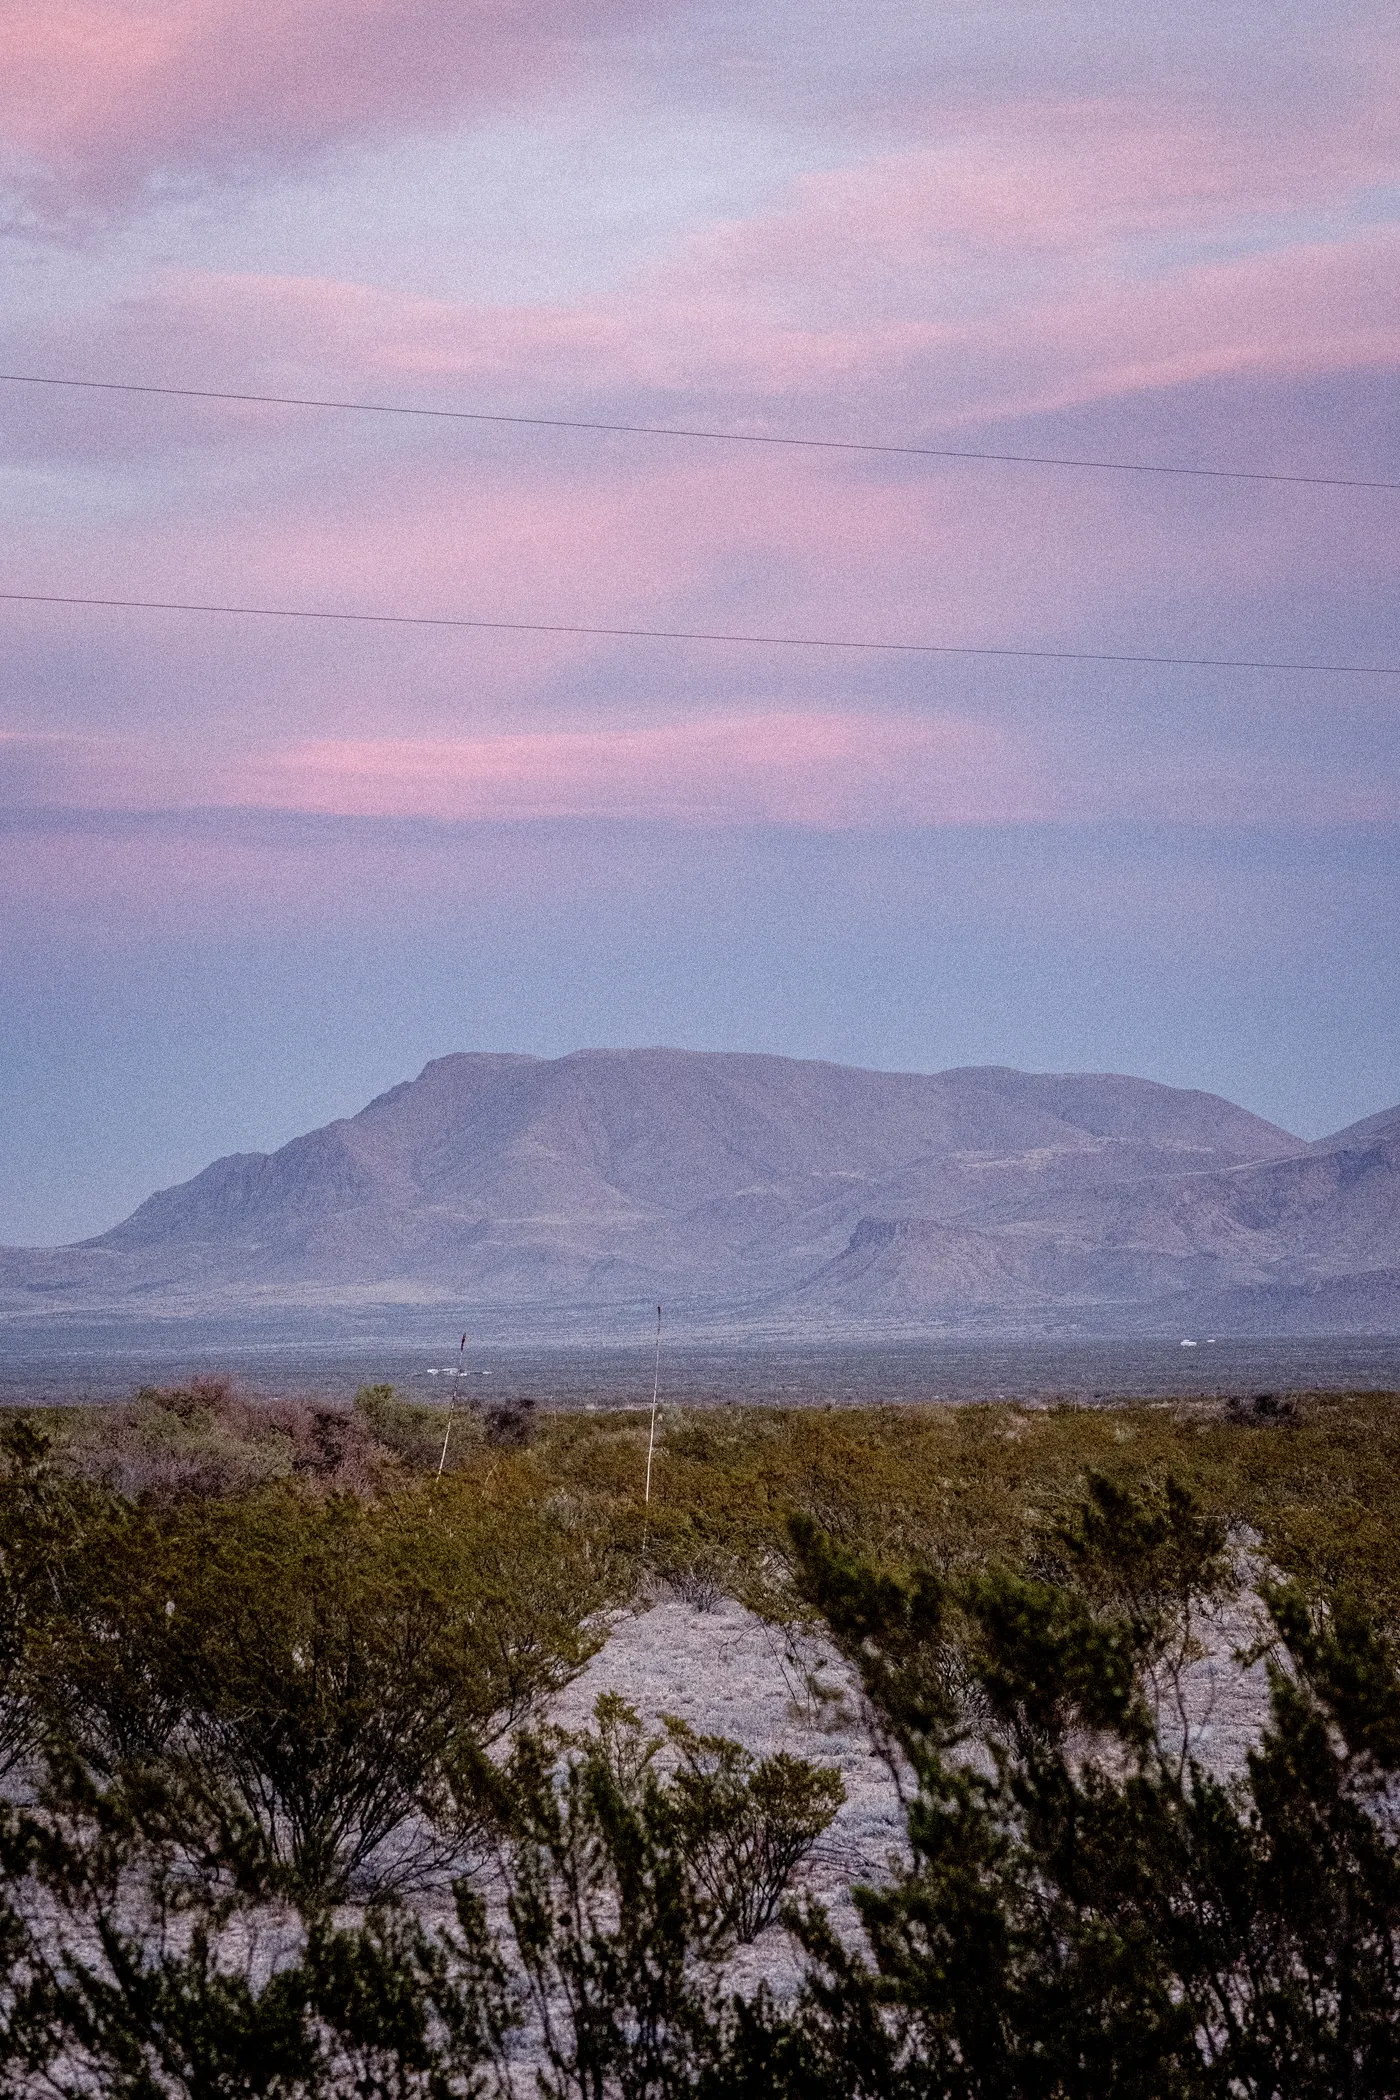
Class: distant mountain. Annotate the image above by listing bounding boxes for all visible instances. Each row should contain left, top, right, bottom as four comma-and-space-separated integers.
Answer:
797, 1121, 1400, 1331
1309, 1103, 1400, 1154
1, 1050, 1396, 1337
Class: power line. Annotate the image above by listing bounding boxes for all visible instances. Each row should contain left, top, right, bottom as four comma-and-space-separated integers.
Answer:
1, 370, 1394, 495
3, 588, 1397, 679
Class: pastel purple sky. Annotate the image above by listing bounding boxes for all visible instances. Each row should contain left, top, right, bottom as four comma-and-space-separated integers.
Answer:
2, 1, 1399, 1241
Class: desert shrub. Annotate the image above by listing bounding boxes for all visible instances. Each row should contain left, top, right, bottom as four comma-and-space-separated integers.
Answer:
533, 1391, 1400, 1628
60, 1379, 391, 1501
663, 1718, 844, 1942
0, 1419, 100, 1777
663, 1561, 727, 1613
0, 1701, 822, 2100
0, 1460, 619, 1902
483, 1397, 538, 1449
0, 1760, 514, 2098
150, 1482, 615, 1899
0, 1469, 1395, 2095
486, 1694, 840, 2098
1038, 1470, 1239, 1761
32, 1497, 198, 1775
1226, 1390, 1300, 1426
490, 1697, 728, 2100
778, 1482, 1400, 2099
0, 1422, 206, 1780
352, 1384, 459, 1471
1044, 1470, 1234, 1646
27, 1387, 1400, 1620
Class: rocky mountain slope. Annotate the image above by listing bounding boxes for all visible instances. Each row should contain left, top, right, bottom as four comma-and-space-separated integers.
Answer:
2, 1050, 1396, 1336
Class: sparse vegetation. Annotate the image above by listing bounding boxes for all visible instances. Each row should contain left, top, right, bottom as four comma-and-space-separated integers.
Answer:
0, 1406, 622, 1903
776, 1495, 1400, 2097
0, 1379, 1394, 2090
24, 1377, 1400, 1623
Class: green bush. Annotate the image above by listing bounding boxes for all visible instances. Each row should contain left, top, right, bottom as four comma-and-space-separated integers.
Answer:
485, 1694, 841, 2098
56, 1378, 393, 1500
154, 1486, 605, 1897
32, 1385, 1400, 1623
663, 1718, 844, 1943
0, 1434, 619, 1901
352, 1383, 461, 1471
0, 1761, 514, 2098
781, 1482, 1400, 2098
0, 1461, 1394, 2094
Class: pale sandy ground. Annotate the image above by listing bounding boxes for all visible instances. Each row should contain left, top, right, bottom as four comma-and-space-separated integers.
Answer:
544, 1579, 1276, 1999
31, 1585, 1279, 2090
1161, 1589, 1276, 1781
550, 1593, 909, 1995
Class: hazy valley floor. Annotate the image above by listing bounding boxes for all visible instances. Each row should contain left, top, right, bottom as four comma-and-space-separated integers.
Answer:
3, 1329, 1400, 1409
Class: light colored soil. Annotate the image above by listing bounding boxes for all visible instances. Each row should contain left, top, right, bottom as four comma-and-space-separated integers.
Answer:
551, 1593, 908, 1989
1166, 1589, 1276, 1781
548, 1580, 1278, 1991
29, 1586, 1283, 2090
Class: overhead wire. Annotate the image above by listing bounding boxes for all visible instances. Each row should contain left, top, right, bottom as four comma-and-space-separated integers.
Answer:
1, 370, 1396, 494
2, 588, 1397, 679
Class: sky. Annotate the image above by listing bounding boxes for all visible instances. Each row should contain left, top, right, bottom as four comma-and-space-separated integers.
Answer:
2, 1, 1399, 1243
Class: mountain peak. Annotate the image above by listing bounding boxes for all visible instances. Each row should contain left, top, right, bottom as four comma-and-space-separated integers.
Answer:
2, 1050, 1392, 1338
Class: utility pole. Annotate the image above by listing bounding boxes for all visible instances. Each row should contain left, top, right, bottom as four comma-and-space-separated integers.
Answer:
641, 1304, 662, 1552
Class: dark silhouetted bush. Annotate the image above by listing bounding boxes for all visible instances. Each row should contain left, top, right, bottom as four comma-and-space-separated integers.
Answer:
782, 1481, 1400, 2099
484, 1398, 538, 1449
0, 1408, 1396, 2095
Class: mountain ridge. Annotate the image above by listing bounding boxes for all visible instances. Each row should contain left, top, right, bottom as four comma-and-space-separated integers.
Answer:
1, 1049, 1395, 1338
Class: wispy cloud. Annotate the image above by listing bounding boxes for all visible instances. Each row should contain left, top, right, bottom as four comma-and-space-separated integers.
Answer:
0, 712, 1040, 825
0, 0, 668, 210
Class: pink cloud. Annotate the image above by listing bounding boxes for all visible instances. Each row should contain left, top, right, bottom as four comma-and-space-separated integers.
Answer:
250, 713, 1040, 824
5, 72, 1396, 510
9, 691, 1397, 835
5, 322, 1395, 822
952, 228, 1400, 426
695, 97, 1400, 267
5, 84, 1398, 844
10, 317, 1394, 688
0, 0, 660, 204
0, 713, 1044, 827
636, 124, 1400, 418
72, 181, 1397, 455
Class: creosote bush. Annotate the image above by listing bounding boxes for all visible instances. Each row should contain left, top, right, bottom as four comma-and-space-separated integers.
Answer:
0, 1762, 514, 2099
0, 1418, 621, 1901
776, 1485, 1400, 2098
67, 1376, 395, 1500
151, 1483, 614, 1898
0, 1386, 1396, 2092
352, 1382, 463, 1471
662, 1717, 845, 1942
466, 1694, 842, 2100
0, 1467, 1395, 2093
34, 1382, 1400, 1621
536, 1388, 1400, 1626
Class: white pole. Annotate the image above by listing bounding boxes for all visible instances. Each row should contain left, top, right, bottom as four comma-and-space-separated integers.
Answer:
437, 1330, 466, 1480
641, 1304, 662, 1552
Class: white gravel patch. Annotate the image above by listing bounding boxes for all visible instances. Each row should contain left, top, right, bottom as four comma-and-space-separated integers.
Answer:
1160, 1588, 1276, 1782
550, 1592, 909, 1990
547, 1580, 1278, 1970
